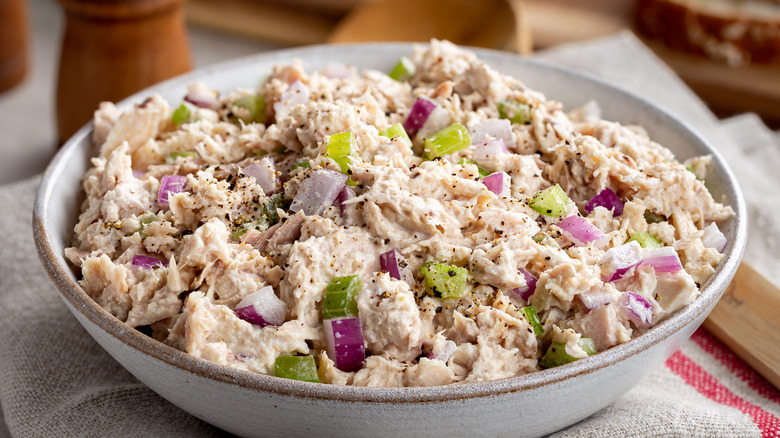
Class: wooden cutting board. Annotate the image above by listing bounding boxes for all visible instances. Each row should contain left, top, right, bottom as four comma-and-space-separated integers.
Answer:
703, 263, 780, 389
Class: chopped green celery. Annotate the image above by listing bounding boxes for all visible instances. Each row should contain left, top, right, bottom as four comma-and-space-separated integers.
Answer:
379, 123, 412, 148
231, 218, 268, 241
522, 306, 543, 336
345, 178, 358, 187
274, 355, 320, 382
234, 94, 267, 124
388, 56, 416, 82
322, 275, 362, 319
628, 232, 662, 248
136, 213, 160, 237
643, 210, 667, 224
166, 151, 198, 164
539, 338, 597, 369
457, 158, 490, 178
327, 131, 357, 173
685, 164, 702, 180
263, 193, 285, 225
532, 232, 561, 249
424, 123, 471, 159
498, 100, 531, 124
171, 103, 192, 127
530, 184, 569, 217
290, 160, 311, 170
420, 262, 469, 300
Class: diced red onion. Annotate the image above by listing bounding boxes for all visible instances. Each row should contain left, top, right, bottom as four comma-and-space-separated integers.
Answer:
403, 97, 437, 136
584, 188, 624, 217
416, 105, 451, 140
472, 138, 509, 166
158, 175, 187, 208
623, 291, 653, 326
557, 215, 606, 247
289, 170, 347, 216
274, 80, 310, 120
133, 170, 145, 179
579, 289, 613, 310
701, 223, 727, 253
482, 172, 510, 197
379, 249, 413, 284
234, 286, 286, 327
600, 241, 643, 282
131, 254, 168, 270
322, 63, 355, 79
183, 83, 219, 109
469, 119, 514, 148
336, 186, 355, 215
640, 247, 683, 272
324, 317, 365, 372
426, 339, 457, 362
243, 158, 278, 194
512, 268, 538, 301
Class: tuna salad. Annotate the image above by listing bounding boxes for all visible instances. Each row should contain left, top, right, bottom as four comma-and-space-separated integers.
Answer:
65, 40, 734, 387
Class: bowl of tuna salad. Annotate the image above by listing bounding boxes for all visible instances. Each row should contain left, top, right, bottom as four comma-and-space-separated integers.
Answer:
34, 40, 746, 437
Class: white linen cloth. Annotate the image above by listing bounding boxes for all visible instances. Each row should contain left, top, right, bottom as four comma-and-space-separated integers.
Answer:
1, 32, 778, 437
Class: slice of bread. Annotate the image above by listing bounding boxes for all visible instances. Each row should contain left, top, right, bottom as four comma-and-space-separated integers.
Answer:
635, 0, 780, 65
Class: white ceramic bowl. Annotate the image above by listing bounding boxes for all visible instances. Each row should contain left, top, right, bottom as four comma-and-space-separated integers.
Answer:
34, 43, 747, 437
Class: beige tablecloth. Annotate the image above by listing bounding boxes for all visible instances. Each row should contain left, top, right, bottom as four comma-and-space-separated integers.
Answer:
1, 32, 779, 437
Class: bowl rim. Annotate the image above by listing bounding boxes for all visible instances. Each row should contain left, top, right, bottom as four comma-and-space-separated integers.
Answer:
33, 41, 747, 403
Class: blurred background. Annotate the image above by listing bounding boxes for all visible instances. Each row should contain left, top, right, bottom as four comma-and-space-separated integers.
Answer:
0, 0, 778, 185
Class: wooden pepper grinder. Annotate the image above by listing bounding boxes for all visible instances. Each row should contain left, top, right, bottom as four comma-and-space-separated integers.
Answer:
56, 0, 192, 145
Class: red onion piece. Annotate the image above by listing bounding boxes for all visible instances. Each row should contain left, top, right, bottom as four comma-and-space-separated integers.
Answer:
469, 119, 514, 148
379, 249, 413, 284
623, 291, 653, 326
701, 223, 727, 253
426, 339, 457, 362
324, 317, 365, 372
234, 286, 286, 327
472, 138, 509, 166
640, 247, 683, 272
600, 241, 643, 282
274, 80, 310, 120
158, 175, 187, 208
132, 170, 145, 179
416, 105, 451, 140
403, 97, 437, 136
184, 83, 218, 109
482, 172, 509, 197
579, 289, 613, 310
584, 188, 624, 217
131, 254, 168, 270
289, 170, 347, 216
243, 158, 278, 194
512, 268, 538, 301
336, 186, 355, 215
557, 215, 606, 246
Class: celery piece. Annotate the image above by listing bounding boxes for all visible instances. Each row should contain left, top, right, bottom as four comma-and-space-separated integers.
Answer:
322, 275, 362, 319
457, 158, 490, 178
290, 160, 311, 170
166, 151, 198, 164
498, 101, 531, 125
539, 338, 597, 369
171, 103, 192, 127
420, 262, 469, 300
327, 131, 356, 173
643, 210, 667, 224
234, 94, 267, 124
274, 355, 320, 383
379, 123, 412, 148
136, 213, 160, 237
388, 56, 416, 82
424, 123, 471, 159
231, 218, 268, 241
530, 184, 569, 217
522, 306, 543, 336
263, 193, 285, 226
685, 165, 702, 180
628, 232, 662, 248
